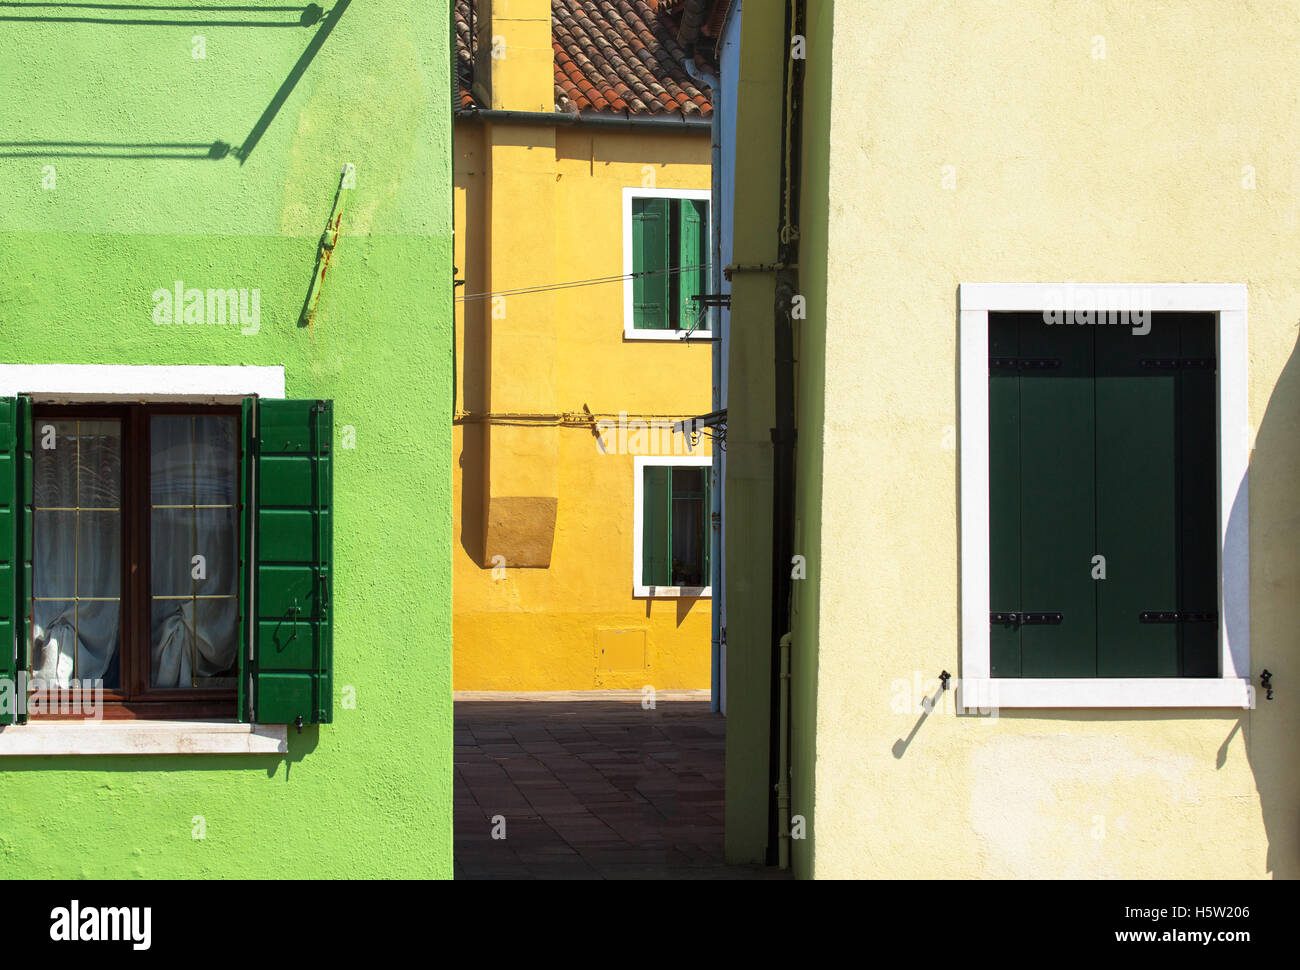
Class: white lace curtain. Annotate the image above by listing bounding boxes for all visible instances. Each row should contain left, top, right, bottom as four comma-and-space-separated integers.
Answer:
30, 416, 238, 689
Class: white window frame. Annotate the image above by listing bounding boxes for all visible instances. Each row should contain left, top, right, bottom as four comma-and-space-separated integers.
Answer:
633, 455, 713, 598
958, 283, 1252, 709
0, 363, 289, 754
622, 187, 714, 341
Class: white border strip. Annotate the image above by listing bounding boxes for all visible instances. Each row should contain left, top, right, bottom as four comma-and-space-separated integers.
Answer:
0, 721, 288, 755
0, 364, 285, 402
633, 454, 713, 598
622, 187, 714, 342
957, 283, 1250, 708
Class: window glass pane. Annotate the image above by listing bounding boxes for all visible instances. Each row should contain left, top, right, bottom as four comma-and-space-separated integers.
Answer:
150, 415, 239, 688
30, 418, 122, 689
670, 467, 707, 587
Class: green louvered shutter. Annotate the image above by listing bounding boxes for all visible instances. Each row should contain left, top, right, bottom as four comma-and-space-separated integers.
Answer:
633, 198, 670, 329
702, 467, 712, 586
243, 398, 333, 725
0, 397, 30, 726
678, 199, 708, 331
642, 465, 671, 587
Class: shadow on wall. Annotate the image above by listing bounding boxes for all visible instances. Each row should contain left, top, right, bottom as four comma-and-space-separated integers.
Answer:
1240, 321, 1300, 879
0, 0, 350, 164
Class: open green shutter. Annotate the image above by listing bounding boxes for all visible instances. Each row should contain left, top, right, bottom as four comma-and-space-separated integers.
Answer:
0, 399, 16, 724
702, 467, 712, 586
633, 198, 670, 329
0, 397, 30, 726
678, 199, 708, 330
642, 465, 671, 586
245, 398, 333, 725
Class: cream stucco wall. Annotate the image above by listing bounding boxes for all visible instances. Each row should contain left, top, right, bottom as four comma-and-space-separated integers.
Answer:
803, 0, 1298, 878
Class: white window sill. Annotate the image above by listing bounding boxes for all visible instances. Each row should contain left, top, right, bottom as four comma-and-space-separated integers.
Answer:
0, 720, 288, 756
635, 585, 712, 599
623, 328, 714, 342
959, 678, 1253, 711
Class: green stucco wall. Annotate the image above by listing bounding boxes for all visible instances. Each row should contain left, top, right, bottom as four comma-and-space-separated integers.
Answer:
0, 1, 453, 877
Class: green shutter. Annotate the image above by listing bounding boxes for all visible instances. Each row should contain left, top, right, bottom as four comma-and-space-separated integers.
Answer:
1014, 313, 1097, 678
1178, 315, 1219, 676
0, 397, 30, 726
632, 198, 670, 330
245, 398, 333, 725
1095, 319, 1180, 677
642, 465, 672, 586
702, 466, 712, 586
988, 315, 1022, 677
678, 199, 708, 330
0, 399, 15, 724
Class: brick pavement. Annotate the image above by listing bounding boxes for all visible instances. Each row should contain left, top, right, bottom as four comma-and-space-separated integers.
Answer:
454, 692, 788, 880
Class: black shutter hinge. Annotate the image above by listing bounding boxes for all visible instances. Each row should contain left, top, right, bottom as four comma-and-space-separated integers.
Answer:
1259, 669, 1273, 701
1139, 610, 1218, 623
990, 357, 1062, 371
990, 611, 1062, 626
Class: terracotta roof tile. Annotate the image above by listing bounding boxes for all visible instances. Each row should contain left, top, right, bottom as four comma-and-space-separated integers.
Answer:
455, 0, 714, 118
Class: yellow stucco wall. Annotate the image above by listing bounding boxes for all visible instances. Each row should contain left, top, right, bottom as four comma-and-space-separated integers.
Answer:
800, 0, 1299, 878
453, 118, 714, 690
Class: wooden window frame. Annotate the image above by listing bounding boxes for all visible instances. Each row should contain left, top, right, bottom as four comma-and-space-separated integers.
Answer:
958, 283, 1252, 710
622, 187, 713, 341
632, 455, 712, 598
27, 402, 241, 720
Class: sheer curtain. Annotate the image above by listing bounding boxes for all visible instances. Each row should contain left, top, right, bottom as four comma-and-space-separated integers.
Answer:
150, 415, 238, 688
31, 420, 121, 688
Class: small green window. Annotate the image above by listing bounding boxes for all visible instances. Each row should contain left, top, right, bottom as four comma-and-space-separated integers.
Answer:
641, 463, 711, 589
631, 196, 709, 331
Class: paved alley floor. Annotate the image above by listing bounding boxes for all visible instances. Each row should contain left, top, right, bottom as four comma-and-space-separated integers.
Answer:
454, 691, 789, 880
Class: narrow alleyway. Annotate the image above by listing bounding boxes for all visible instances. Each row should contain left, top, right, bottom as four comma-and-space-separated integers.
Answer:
454, 692, 787, 880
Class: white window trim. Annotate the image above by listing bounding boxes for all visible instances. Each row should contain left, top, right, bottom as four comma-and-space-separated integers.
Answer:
0, 721, 287, 755
0, 363, 284, 402
957, 283, 1251, 709
622, 187, 714, 341
633, 455, 713, 598
0, 363, 287, 755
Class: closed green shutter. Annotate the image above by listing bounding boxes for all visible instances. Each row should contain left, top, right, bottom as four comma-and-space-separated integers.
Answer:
988, 316, 1022, 677
1095, 319, 1179, 676
990, 312, 1219, 680
243, 398, 333, 725
1178, 315, 1219, 676
678, 199, 708, 331
1017, 315, 1097, 677
632, 198, 670, 330
642, 465, 671, 587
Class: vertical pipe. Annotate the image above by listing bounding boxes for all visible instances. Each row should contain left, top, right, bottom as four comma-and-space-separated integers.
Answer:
767, 0, 805, 868
777, 631, 792, 868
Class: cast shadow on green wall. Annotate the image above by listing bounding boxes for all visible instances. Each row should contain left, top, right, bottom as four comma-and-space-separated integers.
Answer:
0, 0, 349, 165
0, 1, 323, 28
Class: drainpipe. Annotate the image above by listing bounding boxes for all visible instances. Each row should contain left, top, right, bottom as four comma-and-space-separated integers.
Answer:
777, 631, 792, 868
683, 56, 724, 716
766, 0, 805, 868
